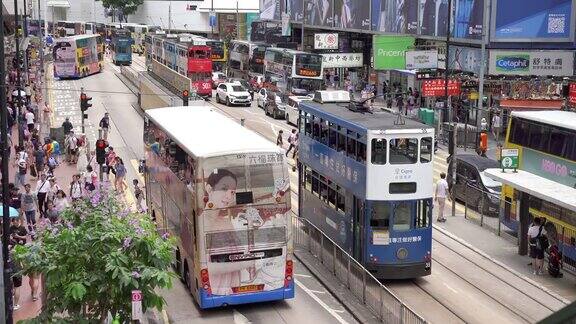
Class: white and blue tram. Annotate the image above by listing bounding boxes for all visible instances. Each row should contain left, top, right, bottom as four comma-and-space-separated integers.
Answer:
297, 91, 434, 279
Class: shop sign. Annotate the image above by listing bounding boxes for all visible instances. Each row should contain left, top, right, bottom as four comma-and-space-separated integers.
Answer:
405, 50, 438, 69
321, 53, 363, 68
489, 50, 574, 76
422, 79, 461, 97
373, 36, 414, 70
501, 149, 519, 171
569, 83, 576, 105
314, 33, 339, 50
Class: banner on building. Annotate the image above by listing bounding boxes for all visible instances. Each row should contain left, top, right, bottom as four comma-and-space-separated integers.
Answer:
422, 79, 462, 97
260, 0, 283, 20
321, 53, 364, 68
282, 12, 291, 36
373, 36, 415, 70
569, 83, 576, 105
333, 0, 371, 29
492, 0, 575, 42
453, 0, 484, 39
488, 50, 574, 76
405, 50, 438, 69
314, 33, 339, 49
448, 46, 486, 74
371, 0, 418, 34
419, 0, 449, 37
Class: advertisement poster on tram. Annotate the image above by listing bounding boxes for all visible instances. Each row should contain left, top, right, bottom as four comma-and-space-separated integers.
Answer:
334, 0, 371, 29
197, 154, 291, 296
53, 40, 76, 76
371, 0, 418, 34
453, 0, 484, 39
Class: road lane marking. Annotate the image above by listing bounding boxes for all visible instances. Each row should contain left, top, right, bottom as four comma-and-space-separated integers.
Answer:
233, 309, 252, 324
293, 273, 312, 278
295, 279, 350, 324
442, 282, 459, 294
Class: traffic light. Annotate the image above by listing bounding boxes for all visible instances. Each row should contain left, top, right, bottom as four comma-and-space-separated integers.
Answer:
182, 90, 189, 106
80, 92, 93, 114
96, 139, 108, 165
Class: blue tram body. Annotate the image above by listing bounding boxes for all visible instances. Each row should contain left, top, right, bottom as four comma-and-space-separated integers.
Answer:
297, 91, 434, 279
111, 29, 133, 66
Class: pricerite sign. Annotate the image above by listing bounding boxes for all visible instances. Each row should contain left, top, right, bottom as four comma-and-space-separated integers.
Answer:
488, 50, 574, 76
373, 36, 415, 70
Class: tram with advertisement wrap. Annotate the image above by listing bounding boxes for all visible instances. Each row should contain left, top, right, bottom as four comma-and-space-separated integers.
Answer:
53, 34, 104, 78
263, 47, 324, 97
297, 91, 434, 279
143, 106, 294, 308
148, 33, 213, 97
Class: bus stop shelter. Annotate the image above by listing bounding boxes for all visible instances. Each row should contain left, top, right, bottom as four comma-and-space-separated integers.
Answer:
485, 169, 576, 255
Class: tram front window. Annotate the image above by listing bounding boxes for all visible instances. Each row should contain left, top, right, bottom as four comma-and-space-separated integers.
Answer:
393, 202, 411, 231
370, 201, 391, 228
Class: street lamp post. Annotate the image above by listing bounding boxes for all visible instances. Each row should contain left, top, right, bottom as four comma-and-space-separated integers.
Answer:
444, 0, 457, 218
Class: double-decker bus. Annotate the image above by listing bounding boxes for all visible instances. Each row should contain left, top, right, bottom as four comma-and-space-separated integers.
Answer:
264, 48, 324, 98
206, 38, 226, 72
148, 33, 213, 97
228, 40, 269, 80
121, 23, 158, 54
297, 91, 434, 279
143, 106, 294, 308
53, 34, 104, 78
110, 29, 133, 65
500, 111, 576, 268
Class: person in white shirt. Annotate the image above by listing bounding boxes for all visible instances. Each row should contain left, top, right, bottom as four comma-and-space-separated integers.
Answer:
69, 174, 83, 200
435, 172, 449, 222
25, 110, 35, 132
528, 217, 547, 275
35, 173, 51, 216
492, 113, 502, 141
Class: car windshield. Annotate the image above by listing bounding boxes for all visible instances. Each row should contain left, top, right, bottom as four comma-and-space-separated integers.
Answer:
231, 85, 245, 92
480, 171, 501, 191
217, 73, 226, 80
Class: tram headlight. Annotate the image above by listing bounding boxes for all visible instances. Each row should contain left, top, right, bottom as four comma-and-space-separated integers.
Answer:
396, 248, 408, 260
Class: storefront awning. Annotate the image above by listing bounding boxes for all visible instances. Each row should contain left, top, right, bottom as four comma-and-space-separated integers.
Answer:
499, 99, 563, 110
485, 169, 576, 213
47, 0, 70, 8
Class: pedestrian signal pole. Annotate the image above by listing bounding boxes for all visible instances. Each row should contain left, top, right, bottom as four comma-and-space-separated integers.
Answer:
182, 90, 189, 106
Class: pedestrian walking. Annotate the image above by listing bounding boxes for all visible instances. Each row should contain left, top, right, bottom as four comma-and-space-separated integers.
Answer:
99, 112, 110, 140
435, 172, 449, 222
66, 131, 79, 164
14, 159, 27, 188
285, 129, 298, 158
25, 108, 35, 132
84, 165, 97, 192
62, 117, 73, 135
528, 217, 548, 275
34, 145, 45, 178
133, 179, 145, 212
35, 173, 50, 216
21, 183, 37, 233
492, 113, 502, 141
276, 130, 284, 147
105, 146, 117, 181
53, 190, 69, 214
9, 246, 23, 310
47, 177, 62, 204
69, 174, 83, 201
480, 117, 488, 132
114, 157, 128, 193
51, 137, 61, 164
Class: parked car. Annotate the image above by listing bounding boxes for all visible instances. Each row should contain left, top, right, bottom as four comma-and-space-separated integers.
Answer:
264, 91, 286, 119
255, 88, 269, 109
447, 154, 501, 216
286, 95, 313, 126
215, 83, 252, 106
211, 72, 227, 89
228, 78, 255, 100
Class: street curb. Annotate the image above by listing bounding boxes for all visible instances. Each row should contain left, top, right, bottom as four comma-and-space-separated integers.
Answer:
433, 224, 571, 305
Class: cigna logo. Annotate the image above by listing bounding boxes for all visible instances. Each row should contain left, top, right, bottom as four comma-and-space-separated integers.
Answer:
495, 55, 530, 71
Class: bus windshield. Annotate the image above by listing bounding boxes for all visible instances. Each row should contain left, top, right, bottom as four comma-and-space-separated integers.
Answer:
295, 54, 322, 77
249, 47, 266, 74
290, 78, 323, 94
208, 41, 225, 60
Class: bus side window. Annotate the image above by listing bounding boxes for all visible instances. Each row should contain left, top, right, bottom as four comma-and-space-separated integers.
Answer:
336, 186, 346, 213
319, 175, 328, 202
311, 171, 319, 197
337, 126, 346, 152
347, 130, 357, 160
328, 122, 337, 150
357, 134, 366, 163
304, 113, 312, 136
312, 116, 321, 140
320, 119, 329, 145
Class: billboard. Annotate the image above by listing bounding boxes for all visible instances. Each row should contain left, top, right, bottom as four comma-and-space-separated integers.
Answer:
488, 50, 574, 76
289, 0, 304, 21
453, 0, 484, 39
448, 45, 485, 74
371, 0, 418, 34
405, 50, 439, 69
260, 0, 283, 20
373, 35, 415, 70
305, 0, 335, 27
333, 0, 371, 29
492, 0, 575, 42
420, 0, 450, 37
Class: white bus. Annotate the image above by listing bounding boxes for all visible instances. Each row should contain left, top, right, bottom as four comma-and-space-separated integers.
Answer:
228, 40, 269, 80
143, 106, 294, 308
263, 47, 324, 97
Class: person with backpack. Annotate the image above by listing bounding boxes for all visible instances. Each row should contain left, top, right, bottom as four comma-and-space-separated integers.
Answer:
528, 217, 548, 275
51, 137, 61, 164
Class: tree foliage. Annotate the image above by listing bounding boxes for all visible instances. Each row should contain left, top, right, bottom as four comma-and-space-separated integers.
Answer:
14, 190, 176, 323
102, 0, 144, 22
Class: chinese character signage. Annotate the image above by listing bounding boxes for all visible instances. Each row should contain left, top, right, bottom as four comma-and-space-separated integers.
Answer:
570, 83, 576, 105
321, 53, 364, 68
488, 50, 574, 76
314, 33, 339, 50
422, 79, 462, 97
492, 0, 574, 42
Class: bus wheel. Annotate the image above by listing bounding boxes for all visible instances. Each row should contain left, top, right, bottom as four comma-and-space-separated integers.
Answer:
183, 261, 191, 290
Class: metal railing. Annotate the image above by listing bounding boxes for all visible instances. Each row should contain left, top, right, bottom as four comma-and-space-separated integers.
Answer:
291, 216, 427, 324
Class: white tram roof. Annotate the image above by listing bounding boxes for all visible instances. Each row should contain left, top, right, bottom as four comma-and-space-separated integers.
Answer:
485, 169, 576, 213
145, 106, 282, 158
511, 110, 576, 131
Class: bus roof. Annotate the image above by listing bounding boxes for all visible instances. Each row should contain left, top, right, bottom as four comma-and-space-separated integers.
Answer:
511, 110, 576, 131
145, 106, 282, 158
299, 101, 431, 134
266, 47, 316, 56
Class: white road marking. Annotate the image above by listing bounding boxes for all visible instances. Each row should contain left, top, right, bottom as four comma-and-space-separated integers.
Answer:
443, 282, 459, 294
293, 273, 312, 278
295, 279, 350, 324
233, 309, 252, 324
307, 289, 326, 294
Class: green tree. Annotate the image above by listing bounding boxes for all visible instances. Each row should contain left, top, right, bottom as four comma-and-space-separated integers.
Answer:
102, 0, 144, 23
14, 190, 176, 323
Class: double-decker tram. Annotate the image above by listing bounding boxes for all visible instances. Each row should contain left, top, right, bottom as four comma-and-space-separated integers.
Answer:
297, 91, 434, 279
228, 40, 269, 80
143, 106, 294, 308
110, 29, 133, 65
264, 47, 324, 97
148, 33, 213, 97
53, 34, 104, 78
